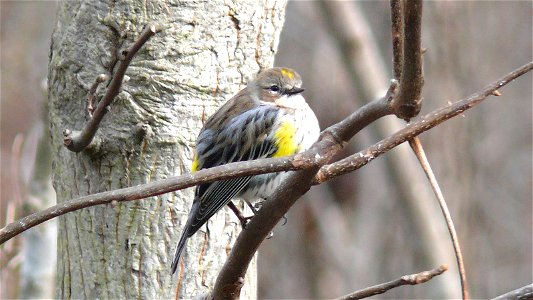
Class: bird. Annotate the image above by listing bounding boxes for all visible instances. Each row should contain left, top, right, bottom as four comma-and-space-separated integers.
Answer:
171, 67, 320, 274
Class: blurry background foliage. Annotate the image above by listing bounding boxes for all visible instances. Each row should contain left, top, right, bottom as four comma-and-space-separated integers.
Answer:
1, 1, 531, 299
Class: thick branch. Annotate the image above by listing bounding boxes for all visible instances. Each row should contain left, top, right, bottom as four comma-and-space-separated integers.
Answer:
63, 24, 156, 152
392, 0, 423, 119
336, 264, 448, 300
314, 61, 533, 183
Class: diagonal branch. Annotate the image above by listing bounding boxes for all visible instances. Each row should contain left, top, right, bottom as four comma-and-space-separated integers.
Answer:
63, 24, 157, 152
336, 264, 448, 300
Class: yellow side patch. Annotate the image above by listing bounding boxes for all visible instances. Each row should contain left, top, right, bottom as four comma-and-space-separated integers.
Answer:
191, 152, 199, 172
281, 68, 294, 80
273, 121, 299, 157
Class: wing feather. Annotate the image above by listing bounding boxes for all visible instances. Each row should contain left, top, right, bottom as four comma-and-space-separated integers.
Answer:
186, 106, 279, 234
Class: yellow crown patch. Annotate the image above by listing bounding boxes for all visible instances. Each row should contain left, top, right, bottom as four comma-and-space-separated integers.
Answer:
281, 68, 294, 80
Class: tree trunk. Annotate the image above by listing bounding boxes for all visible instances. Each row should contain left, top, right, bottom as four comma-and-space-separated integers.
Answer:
47, 0, 287, 298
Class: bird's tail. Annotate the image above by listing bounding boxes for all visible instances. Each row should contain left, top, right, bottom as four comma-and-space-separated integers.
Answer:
170, 228, 189, 275
171, 200, 201, 275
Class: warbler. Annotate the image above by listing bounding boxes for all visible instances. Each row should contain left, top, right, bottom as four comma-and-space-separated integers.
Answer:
171, 67, 320, 274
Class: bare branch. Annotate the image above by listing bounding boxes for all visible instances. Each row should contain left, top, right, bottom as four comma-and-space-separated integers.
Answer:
390, 0, 403, 81
409, 137, 469, 299
0, 155, 311, 245
86, 74, 108, 116
492, 284, 533, 300
314, 61, 533, 184
63, 24, 157, 152
336, 264, 448, 300
392, 0, 424, 120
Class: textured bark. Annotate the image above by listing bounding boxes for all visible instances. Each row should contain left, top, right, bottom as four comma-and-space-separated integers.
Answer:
47, 0, 287, 298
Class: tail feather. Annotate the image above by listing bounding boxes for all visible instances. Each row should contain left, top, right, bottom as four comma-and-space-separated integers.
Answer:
170, 228, 189, 275
171, 200, 200, 275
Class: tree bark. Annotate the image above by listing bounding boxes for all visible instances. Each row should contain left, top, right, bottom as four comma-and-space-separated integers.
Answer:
47, 0, 287, 298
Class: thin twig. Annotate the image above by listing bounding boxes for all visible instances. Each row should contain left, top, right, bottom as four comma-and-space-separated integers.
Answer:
336, 264, 448, 300
63, 24, 156, 152
87, 74, 108, 117
392, 0, 424, 120
409, 137, 468, 299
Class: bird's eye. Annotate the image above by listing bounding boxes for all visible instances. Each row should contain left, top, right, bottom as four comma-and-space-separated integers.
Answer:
269, 85, 280, 92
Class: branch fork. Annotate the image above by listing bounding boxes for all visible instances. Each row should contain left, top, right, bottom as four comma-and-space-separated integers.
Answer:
63, 24, 157, 152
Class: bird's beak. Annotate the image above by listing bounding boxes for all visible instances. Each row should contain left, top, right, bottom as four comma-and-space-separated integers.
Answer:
286, 87, 304, 95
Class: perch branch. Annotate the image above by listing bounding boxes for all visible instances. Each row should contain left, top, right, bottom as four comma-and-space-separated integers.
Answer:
1, 61, 530, 249
336, 264, 448, 300
0, 155, 311, 245
0, 87, 394, 246
63, 24, 156, 152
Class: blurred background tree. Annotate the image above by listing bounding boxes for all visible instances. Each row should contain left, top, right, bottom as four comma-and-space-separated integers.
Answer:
1, 1, 531, 299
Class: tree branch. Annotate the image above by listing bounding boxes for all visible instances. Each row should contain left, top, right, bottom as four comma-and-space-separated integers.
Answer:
314, 61, 532, 184
63, 24, 156, 152
492, 284, 533, 300
391, 0, 423, 120
0, 82, 396, 246
336, 264, 448, 300
0, 156, 311, 245
390, 0, 403, 81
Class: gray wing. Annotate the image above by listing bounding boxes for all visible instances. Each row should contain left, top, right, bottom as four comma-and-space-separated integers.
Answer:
188, 106, 280, 234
